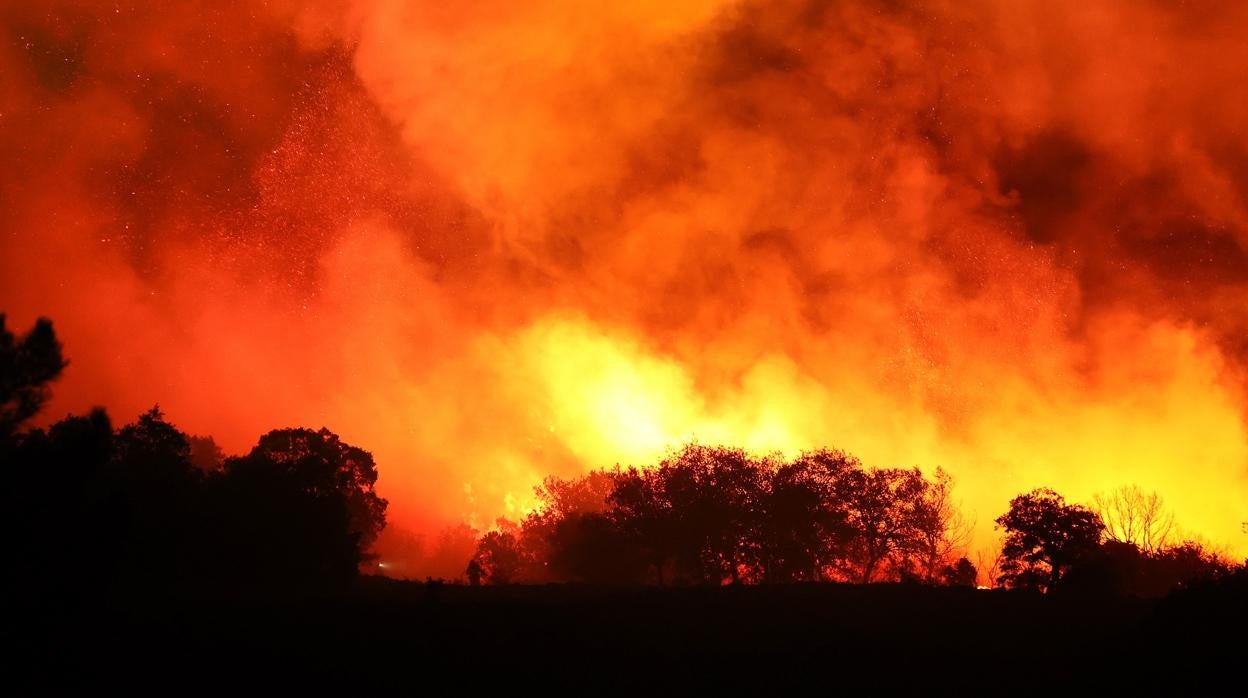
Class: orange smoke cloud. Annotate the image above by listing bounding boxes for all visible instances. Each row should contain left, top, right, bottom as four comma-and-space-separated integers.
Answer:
2, 0, 1246, 555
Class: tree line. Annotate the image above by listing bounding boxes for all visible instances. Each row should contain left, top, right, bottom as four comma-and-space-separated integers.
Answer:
2, 314, 387, 596
2, 313, 1241, 597
466, 446, 1238, 595
470, 446, 976, 586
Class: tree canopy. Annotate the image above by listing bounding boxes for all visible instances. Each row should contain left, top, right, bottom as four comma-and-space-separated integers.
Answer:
0, 315, 67, 440
996, 488, 1104, 592
469, 444, 976, 587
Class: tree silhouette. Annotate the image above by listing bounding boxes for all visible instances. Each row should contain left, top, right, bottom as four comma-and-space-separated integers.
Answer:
755, 449, 856, 582
486, 445, 1000, 586
4, 408, 118, 585
912, 468, 974, 583
1, 312, 406, 595
546, 511, 648, 584
975, 548, 1005, 589
217, 428, 388, 588
941, 557, 978, 587
1093, 485, 1174, 554
0, 315, 67, 440
465, 558, 483, 586
838, 467, 927, 582
659, 444, 767, 583
534, 471, 615, 517
517, 472, 621, 583
1148, 541, 1234, 589
230, 427, 388, 551
472, 531, 525, 584
188, 434, 225, 473
115, 406, 200, 485
111, 407, 205, 585
609, 466, 677, 585
996, 488, 1104, 592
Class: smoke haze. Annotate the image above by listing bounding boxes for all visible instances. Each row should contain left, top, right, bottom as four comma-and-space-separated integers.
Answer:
3, 0, 1247, 554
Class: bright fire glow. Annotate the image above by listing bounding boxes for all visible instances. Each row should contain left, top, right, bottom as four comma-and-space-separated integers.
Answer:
1, 1, 1246, 558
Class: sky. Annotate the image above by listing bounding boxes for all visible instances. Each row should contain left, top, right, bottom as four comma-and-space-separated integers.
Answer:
2, 0, 1247, 556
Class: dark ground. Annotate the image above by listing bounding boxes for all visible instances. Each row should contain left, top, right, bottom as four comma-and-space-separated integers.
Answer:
9, 577, 1244, 693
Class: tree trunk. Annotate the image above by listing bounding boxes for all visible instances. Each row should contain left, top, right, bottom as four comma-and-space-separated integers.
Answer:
862, 556, 878, 583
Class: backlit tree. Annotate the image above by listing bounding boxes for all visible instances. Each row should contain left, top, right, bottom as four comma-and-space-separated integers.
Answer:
996, 488, 1103, 592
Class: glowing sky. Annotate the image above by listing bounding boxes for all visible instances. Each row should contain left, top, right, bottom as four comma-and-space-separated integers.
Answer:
3, 0, 1247, 556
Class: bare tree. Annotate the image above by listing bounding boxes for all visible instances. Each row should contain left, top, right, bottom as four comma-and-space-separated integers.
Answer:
911, 468, 974, 583
975, 548, 1004, 589
1093, 485, 1174, 554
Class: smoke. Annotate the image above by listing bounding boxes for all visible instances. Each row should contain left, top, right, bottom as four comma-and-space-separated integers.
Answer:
3, 0, 1246, 554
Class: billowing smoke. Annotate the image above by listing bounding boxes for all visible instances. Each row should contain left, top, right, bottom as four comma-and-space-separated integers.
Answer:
3, 0, 1246, 555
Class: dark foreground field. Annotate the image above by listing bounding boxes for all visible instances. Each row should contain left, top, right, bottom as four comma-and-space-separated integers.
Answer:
11, 577, 1244, 692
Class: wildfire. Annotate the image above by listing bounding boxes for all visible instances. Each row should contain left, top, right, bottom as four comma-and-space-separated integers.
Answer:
1, 1, 1246, 559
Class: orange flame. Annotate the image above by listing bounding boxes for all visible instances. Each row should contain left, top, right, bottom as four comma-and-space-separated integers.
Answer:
1, 1, 1245, 557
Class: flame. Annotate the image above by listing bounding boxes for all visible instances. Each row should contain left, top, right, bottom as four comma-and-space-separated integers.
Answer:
1, 1, 1246, 558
